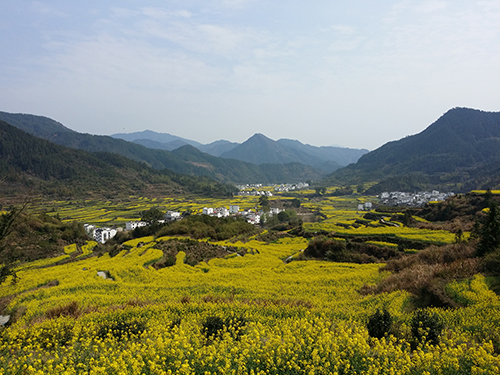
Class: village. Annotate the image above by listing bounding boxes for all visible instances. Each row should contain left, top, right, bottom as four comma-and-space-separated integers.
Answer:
84, 204, 284, 244
379, 190, 454, 207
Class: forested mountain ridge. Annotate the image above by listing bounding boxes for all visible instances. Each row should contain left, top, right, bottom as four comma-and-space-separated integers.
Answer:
218, 133, 367, 173
0, 120, 236, 198
111, 128, 368, 172
0, 112, 324, 184
323, 108, 500, 191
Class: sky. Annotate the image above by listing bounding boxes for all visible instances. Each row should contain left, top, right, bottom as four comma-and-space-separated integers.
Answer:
1, 1, 499, 150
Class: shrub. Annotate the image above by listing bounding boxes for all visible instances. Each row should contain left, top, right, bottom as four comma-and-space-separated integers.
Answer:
367, 309, 393, 339
97, 317, 147, 340
201, 315, 225, 340
46, 301, 80, 319
201, 315, 248, 341
411, 309, 444, 346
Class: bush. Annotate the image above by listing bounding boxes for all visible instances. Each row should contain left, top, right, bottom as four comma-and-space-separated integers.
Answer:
411, 309, 444, 346
97, 317, 147, 340
367, 309, 393, 339
201, 315, 248, 341
201, 316, 225, 340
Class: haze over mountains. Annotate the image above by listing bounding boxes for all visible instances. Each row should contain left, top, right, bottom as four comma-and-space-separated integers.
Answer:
2, 107, 500, 195
0, 120, 235, 198
0, 111, 326, 184
111, 130, 368, 173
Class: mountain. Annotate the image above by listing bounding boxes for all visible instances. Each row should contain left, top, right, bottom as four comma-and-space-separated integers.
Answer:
198, 140, 239, 157
171, 145, 324, 184
109, 128, 368, 171
276, 139, 368, 167
323, 107, 500, 191
111, 130, 202, 149
0, 120, 236, 198
0, 112, 323, 184
219, 133, 368, 173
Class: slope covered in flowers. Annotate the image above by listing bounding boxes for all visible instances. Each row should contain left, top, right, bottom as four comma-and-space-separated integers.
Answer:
0, 233, 499, 374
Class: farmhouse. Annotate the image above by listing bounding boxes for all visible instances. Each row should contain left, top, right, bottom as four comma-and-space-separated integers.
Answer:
94, 227, 117, 244
165, 211, 181, 221
125, 221, 147, 231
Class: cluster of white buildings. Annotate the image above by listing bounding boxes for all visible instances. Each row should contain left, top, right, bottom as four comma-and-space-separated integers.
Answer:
202, 205, 240, 217
85, 210, 183, 244
274, 182, 309, 192
379, 191, 454, 207
237, 190, 273, 197
357, 202, 373, 211
236, 184, 263, 190
84, 203, 289, 244
200, 205, 284, 225
236, 182, 310, 195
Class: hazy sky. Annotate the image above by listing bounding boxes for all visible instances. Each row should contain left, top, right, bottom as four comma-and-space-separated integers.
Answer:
1, 1, 499, 150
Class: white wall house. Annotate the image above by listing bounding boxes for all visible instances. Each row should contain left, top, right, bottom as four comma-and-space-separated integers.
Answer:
269, 207, 282, 216
84, 224, 95, 235
229, 205, 239, 214
94, 228, 117, 244
215, 207, 229, 218
165, 211, 181, 221
125, 221, 147, 231
202, 207, 214, 215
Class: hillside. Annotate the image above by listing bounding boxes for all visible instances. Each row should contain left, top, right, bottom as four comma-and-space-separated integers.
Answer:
0, 112, 323, 184
172, 144, 324, 183
197, 139, 240, 156
111, 128, 368, 172
112, 130, 203, 150
0, 120, 236, 199
324, 108, 500, 191
219, 133, 367, 173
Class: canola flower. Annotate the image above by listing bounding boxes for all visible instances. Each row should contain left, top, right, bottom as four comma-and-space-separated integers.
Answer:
3, 195, 499, 374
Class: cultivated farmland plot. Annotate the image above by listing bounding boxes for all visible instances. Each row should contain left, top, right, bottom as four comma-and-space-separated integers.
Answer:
0, 192, 498, 374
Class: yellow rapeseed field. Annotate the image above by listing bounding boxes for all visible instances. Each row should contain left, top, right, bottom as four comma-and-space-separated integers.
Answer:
0, 234, 499, 374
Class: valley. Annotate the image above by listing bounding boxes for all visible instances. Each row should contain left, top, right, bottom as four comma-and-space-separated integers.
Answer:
1, 109, 500, 374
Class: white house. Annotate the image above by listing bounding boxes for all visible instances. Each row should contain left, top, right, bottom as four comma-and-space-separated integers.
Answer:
269, 207, 282, 216
215, 207, 229, 218
125, 221, 147, 231
229, 205, 239, 214
165, 211, 181, 221
364, 202, 373, 210
202, 207, 214, 215
84, 224, 95, 235
94, 228, 117, 244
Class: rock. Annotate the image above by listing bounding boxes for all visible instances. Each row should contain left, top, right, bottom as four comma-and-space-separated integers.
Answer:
0, 315, 10, 326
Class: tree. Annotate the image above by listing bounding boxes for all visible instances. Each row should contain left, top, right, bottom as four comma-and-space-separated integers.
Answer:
258, 195, 270, 212
315, 187, 326, 195
141, 207, 164, 226
476, 201, 500, 257
0, 202, 28, 284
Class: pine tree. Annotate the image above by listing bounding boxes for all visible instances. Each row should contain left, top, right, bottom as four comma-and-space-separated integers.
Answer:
477, 201, 500, 257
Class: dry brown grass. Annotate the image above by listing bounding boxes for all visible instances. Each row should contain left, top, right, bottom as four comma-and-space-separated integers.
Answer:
361, 242, 481, 308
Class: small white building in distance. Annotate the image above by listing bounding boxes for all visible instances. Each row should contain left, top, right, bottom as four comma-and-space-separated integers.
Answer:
215, 207, 230, 218
202, 207, 214, 215
84, 224, 95, 235
165, 211, 181, 221
94, 228, 117, 244
229, 205, 239, 214
125, 221, 148, 231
